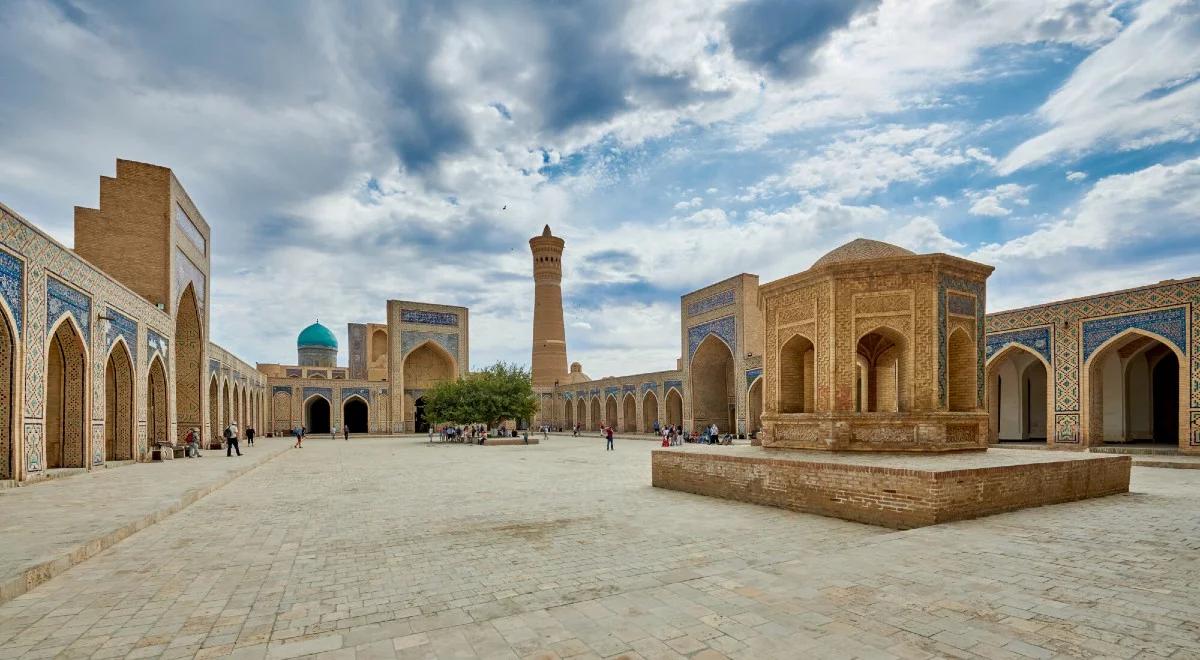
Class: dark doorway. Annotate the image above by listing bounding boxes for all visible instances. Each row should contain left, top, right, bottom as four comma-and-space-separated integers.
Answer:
414, 397, 429, 433
344, 398, 369, 434
306, 397, 331, 434
1152, 352, 1179, 444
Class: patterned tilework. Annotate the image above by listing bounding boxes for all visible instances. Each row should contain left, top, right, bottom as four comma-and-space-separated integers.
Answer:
641, 381, 657, 393
401, 309, 458, 326
562, 391, 573, 400
576, 390, 586, 398
209, 359, 221, 374
401, 330, 459, 359
937, 275, 985, 407
23, 423, 41, 473
147, 329, 168, 364
622, 384, 636, 392
1081, 307, 1187, 361
47, 277, 91, 341
303, 387, 332, 402
342, 387, 371, 402
285, 368, 302, 378
1191, 411, 1200, 447
985, 327, 1051, 363
589, 389, 600, 397
92, 423, 103, 466
687, 315, 736, 361
947, 292, 976, 317
745, 368, 763, 388
987, 279, 1200, 417
174, 248, 206, 311
333, 370, 346, 379
174, 203, 206, 254
605, 386, 620, 396
664, 379, 683, 394
349, 324, 366, 379
104, 307, 138, 363
0, 248, 23, 333
1055, 413, 1081, 444
686, 289, 735, 317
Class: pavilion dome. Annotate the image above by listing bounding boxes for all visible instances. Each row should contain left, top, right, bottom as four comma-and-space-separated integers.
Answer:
811, 238, 915, 269
297, 322, 338, 349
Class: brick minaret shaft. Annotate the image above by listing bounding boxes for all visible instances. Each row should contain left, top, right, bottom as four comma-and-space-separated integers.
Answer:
530, 225, 568, 388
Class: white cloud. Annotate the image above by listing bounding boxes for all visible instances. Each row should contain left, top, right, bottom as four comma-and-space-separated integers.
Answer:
673, 196, 704, 210
967, 183, 1032, 217
974, 157, 1200, 261
1000, 0, 1200, 173
1066, 170, 1087, 182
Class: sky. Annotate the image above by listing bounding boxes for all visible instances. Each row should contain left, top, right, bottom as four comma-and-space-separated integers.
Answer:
1, 0, 1198, 378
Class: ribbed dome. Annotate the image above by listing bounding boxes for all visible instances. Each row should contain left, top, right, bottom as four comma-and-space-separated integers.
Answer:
811, 239, 915, 269
297, 322, 337, 349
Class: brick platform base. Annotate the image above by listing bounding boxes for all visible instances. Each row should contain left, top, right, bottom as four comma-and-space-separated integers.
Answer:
481, 437, 540, 446
651, 446, 1131, 529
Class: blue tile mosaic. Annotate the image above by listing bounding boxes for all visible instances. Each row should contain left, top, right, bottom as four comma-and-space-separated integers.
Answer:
47, 276, 90, 340
947, 292, 976, 316
605, 386, 620, 396
285, 368, 302, 378
576, 390, 585, 398
174, 248, 206, 308
209, 359, 221, 374
0, 248, 23, 333
687, 315, 736, 361
589, 388, 600, 396
147, 329, 168, 363
562, 391, 573, 400
986, 327, 1051, 363
745, 368, 762, 387
175, 203, 207, 254
622, 384, 636, 392
686, 289, 735, 317
937, 275, 985, 407
303, 386, 332, 402
104, 307, 137, 362
664, 379, 683, 394
401, 330, 459, 359
640, 381, 657, 393
1082, 307, 1187, 361
272, 385, 292, 394
401, 309, 458, 326
341, 387, 371, 402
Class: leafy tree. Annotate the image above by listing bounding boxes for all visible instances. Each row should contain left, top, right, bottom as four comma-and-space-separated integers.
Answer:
423, 362, 539, 429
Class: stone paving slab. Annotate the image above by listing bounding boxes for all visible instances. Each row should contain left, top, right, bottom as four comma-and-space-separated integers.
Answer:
0, 440, 288, 605
0, 436, 1197, 659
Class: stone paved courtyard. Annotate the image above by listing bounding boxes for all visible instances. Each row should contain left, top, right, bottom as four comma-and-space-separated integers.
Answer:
1, 437, 1198, 660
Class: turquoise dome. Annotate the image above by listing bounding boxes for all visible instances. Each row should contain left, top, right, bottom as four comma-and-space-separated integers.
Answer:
297, 322, 338, 349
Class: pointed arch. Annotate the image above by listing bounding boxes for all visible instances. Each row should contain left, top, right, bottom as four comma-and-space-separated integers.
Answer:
855, 325, 910, 412
747, 375, 763, 437
666, 387, 683, 428
986, 344, 1050, 444
208, 374, 219, 446
104, 338, 135, 462
174, 284, 203, 444
642, 390, 659, 433
590, 396, 601, 431
0, 297, 17, 480
146, 354, 169, 451
690, 333, 735, 433
1085, 327, 1184, 447
621, 391, 637, 433
947, 327, 977, 412
220, 377, 231, 436
343, 395, 369, 434
304, 393, 331, 434
576, 398, 586, 429
777, 332, 815, 413
45, 315, 88, 469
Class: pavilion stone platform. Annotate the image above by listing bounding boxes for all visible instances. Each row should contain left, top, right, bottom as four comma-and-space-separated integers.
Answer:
481, 437, 540, 446
651, 446, 1131, 529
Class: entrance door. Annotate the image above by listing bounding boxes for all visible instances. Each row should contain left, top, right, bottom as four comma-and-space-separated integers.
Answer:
414, 397, 429, 433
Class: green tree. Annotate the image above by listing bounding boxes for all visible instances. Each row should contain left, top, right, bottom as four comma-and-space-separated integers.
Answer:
423, 362, 539, 429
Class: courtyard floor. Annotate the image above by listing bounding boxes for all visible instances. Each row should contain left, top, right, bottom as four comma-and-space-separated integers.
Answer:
0, 436, 1197, 660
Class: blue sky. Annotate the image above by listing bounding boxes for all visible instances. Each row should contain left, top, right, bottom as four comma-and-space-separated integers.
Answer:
1, 0, 1198, 377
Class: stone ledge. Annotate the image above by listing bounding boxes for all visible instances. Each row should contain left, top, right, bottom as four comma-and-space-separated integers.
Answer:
651, 446, 1131, 529
481, 438, 540, 446
763, 411, 990, 452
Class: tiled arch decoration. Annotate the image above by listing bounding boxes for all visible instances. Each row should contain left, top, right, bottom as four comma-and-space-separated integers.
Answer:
985, 327, 1051, 364
987, 280, 1200, 447
687, 315, 735, 362
401, 331, 459, 359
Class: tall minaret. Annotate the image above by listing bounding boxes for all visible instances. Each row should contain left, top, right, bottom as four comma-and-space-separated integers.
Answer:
530, 225, 568, 388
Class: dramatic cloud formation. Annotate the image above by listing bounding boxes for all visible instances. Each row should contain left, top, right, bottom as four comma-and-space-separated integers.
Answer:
0, 0, 1197, 377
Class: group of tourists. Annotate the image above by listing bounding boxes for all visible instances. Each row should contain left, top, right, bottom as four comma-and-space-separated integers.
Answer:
439, 424, 490, 444
180, 423, 257, 458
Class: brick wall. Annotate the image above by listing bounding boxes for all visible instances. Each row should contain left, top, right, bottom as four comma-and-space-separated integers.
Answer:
651, 449, 1130, 529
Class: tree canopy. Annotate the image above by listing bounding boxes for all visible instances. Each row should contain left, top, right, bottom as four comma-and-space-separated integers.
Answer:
422, 362, 539, 428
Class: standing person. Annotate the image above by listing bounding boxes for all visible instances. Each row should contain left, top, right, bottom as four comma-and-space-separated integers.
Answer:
293, 426, 303, 449
542, 426, 549, 443
653, 419, 660, 436
185, 427, 202, 457
343, 424, 350, 441
605, 425, 614, 451
225, 421, 242, 457
245, 425, 255, 447
330, 424, 337, 442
